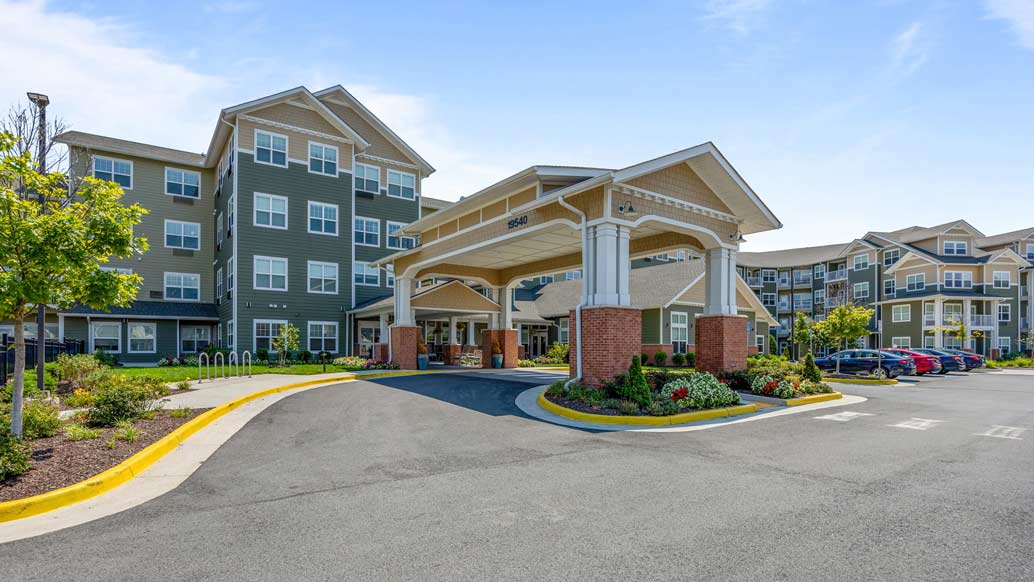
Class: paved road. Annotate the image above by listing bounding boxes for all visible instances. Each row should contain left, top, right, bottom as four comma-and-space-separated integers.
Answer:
3, 369, 1033, 581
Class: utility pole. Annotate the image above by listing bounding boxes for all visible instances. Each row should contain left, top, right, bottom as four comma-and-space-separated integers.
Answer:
27, 92, 49, 394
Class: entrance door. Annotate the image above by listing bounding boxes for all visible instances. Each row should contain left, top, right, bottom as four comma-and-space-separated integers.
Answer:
531, 330, 549, 358
358, 324, 380, 358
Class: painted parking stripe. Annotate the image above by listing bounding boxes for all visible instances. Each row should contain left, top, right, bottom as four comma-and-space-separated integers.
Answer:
814, 411, 875, 422
889, 418, 944, 431
975, 426, 1028, 440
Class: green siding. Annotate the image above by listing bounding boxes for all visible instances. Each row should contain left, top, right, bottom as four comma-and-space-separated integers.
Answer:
641, 308, 661, 344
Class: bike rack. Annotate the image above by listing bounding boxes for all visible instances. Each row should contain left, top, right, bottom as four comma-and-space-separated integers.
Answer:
228, 351, 239, 378
242, 350, 253, 378
198, 352, 210, 383
213, 351, 225, 379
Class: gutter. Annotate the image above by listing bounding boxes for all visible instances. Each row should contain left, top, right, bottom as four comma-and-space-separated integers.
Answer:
556, 194, 587, 388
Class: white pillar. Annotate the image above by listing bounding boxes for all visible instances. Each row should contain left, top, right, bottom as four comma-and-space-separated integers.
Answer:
379, 313, 389, 343
934, 299, 944, 348
963, 298, 973, 349
497, 285, 514, 329
467, 319, 476, 345
448, 316, 458, 344
704, 247, 738, 316
394, 277, 414, 326
586, 222, 631, 306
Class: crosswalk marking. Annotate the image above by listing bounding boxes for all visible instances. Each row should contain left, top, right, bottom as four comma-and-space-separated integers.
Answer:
814, 411, 875, 422
890, 418, 944, 431
975, 426, 1027, 440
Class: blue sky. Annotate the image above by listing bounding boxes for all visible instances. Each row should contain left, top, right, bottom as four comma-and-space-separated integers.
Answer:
2, 0, 1031, 251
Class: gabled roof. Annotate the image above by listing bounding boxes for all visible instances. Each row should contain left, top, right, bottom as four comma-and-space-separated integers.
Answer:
977, 227, 1034, 249
314, 85, 435, 176
877, 220, 985, 245
420, 196, 453, 211
54, 131, 206, 167
837, 238, 882, 257
884, 250, 941, 274
985, 248, 1032, 268
737, 242, 849, 268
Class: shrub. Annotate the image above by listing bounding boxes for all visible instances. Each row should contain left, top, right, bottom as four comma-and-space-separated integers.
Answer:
685, 352, 696, 368
546, 342, 569, 363
22, 401, 61, 439
176, 379, 192, 391
255, 348, 269, 362
621, 356, 652, 407
617, 400, 641, 415
113, 420, 139, 443
0, 429, 31, 481
297, 350, 313, 363
644, 369, 694, 391
93, 349, 118, 367
545, 380, 566, 397
660, 373, 739, 410
518, 359, 536, 367
653, 351, 668, 367
641, 353, 650, 365
566, 384, 607, 406
800, 353, 822, 383
1, 380, 39, 404
332, 356, 368, 368
64, 424, 102, 441
88, 376, 160, 427
672, 352, 686, 367
603, 373, 629, 398
134, 376, 171, 398
63, 388, 95, 408
797, 380, 831, 394
773, 379, 796, 399
169, 406, 193, 418
720, 370, 751, 392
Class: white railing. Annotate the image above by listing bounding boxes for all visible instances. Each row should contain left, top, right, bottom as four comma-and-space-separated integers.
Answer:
778, 278, 791, 288
778, 302, 790, 311
747, 276, 762, 287
793, 300, 813, 311
924, 316, 937, 327
827, 269, 848, 282
970, 315, 995, 328
793, 276, 813, 286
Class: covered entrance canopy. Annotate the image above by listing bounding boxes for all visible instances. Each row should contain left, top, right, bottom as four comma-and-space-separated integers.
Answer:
375, 143, 781, 382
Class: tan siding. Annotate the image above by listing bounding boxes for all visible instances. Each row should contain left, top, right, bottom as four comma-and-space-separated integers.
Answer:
481, 199, 508, 221
438, 221, 458, 237
248, 102, 348, 140
616, 196, 737, 243
238, 117, 352, 167
507, 186, 536, 209
626, 163, 733, 214
411, 283, 501, 311
320, 100, 413, 164
457, 210, 480, 230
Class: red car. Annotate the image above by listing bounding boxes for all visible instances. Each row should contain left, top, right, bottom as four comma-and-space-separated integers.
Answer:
883, 348, 943, 375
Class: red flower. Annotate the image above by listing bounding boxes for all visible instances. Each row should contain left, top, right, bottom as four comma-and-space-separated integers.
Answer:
719, 379, 729, 384
763, 380, 779, 396
792, 381, 800, 389
671, 387, 689, 402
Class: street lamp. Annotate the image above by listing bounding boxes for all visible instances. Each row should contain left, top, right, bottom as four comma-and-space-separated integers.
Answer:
27, 91, 49, 394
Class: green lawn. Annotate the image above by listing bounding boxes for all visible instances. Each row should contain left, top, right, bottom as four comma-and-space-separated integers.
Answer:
115, 363, 368, 383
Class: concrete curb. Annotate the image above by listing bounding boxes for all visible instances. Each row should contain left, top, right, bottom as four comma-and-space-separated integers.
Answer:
536, 391, 758, 426
739, 391, 843, 406
823, 377, 898, 386
0, 369, 445, 524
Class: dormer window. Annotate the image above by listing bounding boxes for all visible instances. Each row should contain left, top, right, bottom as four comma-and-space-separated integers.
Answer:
943, 241, 968, 255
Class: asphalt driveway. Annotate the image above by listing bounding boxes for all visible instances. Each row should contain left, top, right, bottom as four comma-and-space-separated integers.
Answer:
2, 369, 1033, 581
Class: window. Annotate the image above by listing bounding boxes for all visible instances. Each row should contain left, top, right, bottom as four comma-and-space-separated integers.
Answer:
675, 250, 687, 262
762, 270, 776, 284
308, 142, 338, 176
164, 272, 200, 301
565, 270, 582, 280
883, 249, 900, 267
179, 326, 209, 353
540, 275, 554, 284
227, 194, 235, 232
853, 282, 870, 300
891, 336, 911, 349
164, 220, 200, 250
353, 261, 379, 286
254, 256, 288, 291
308, 322, 338, 353
93, 157, 132, 189
852, 254, 869, 270
762, 293, 776, 307
943, 240, 968, 255
127, 322, 156, 353
227, 256, 234, 291
165, 168, 200, 198
559, 318, 569, 344
924, 335, 936, 349
386, 222, 415, 250
1026, 243, 1034, 261
999, 303, 1011, 322
814, 289, 825, 304
999, 337, 1011, 353
993, 271, 1011, 289
385, 264, 394, 288
387, 170, 416, 200
944, 335, 962, 349
216, 267, 224, 298
254, 193, 288, 229
884, 279, 896, 297
907, 273, 926, 292
944, 271, 973, 289
892, 305, 911, 323
308, 201, 338, 235
671, 312, 689, 354
944, 303, 963, 325
255, 130, 287, 167
254, 320, 286, 352
354, 163, 380, 193
307, 261, 338, 294
226, 320, 235, 351
91, 321, 120, 353
354, 217, 380, 246
756, 335, 765, 348
217, 212, 223, 244
814, 264, 825, 279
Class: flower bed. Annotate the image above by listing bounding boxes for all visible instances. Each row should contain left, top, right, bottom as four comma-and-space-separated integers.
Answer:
718, 353, 834, 400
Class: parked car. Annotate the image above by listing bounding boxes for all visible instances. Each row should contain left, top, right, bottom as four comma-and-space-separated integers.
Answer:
814, 349, 916, 379
937, 348, 985, 370
912, 349, 964, 373
882, 348, 943, 375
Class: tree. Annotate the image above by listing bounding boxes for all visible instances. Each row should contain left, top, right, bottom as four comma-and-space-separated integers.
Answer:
270, 323, 300, 367
0, 132, 146, 436
1, 102, 68, 172
813, 305, 875, 373
933, 318, 982, 351
791, 311, 813, 358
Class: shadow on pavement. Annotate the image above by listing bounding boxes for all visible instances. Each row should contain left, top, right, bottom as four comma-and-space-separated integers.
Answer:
361, 372, 540, 418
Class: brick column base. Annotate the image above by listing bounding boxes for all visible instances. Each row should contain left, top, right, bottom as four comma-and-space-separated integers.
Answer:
695, 315, 748, 375
570, 306, 642, 387
518, 345, 527, 360
390, 326, 420, 370
481, 329, 518, 368
443, 344, 462, 365
372, 343, 389, 363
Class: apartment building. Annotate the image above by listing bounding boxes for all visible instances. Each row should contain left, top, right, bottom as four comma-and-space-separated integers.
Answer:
738, 220, 1034, 356
32, 86, 445, 363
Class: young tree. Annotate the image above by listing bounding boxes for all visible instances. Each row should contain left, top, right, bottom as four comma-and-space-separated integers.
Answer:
271, 323, 300, 367
813, 304, 875, 373
1, 102, 68, 172
791, 311, 812, 358
0, 132, 146, 436
934, 318, 982, 351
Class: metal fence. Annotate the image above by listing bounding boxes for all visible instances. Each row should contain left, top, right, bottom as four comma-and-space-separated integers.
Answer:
0, 334, 87, 385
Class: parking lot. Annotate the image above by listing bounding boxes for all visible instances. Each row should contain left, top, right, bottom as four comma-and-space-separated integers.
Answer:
2, 368, 1032, 581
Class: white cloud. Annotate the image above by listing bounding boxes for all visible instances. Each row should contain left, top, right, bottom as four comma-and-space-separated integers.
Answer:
985, 0, 1034, 50
890, 21, 929, 77
701, 0, 773, 35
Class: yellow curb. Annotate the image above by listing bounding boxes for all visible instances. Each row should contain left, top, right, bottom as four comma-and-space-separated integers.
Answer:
536, 391, 758, 426
785, 392, 843, 407
823, 377, 898, 386
0, 369, 445, 523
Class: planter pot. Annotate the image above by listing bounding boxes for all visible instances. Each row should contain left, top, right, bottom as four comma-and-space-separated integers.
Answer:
417, 354, 429, 370
492, 354, 504, 369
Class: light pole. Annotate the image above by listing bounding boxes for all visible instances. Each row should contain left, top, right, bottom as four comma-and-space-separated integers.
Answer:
27, 92, 49, 394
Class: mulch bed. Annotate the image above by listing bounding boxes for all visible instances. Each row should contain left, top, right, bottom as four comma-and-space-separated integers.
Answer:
0, 408, 211, 502
545, 393, 627, 416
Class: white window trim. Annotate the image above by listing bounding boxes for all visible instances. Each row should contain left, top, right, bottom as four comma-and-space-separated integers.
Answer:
883, 249, 900, 266
253, 319, 288, 353
892, 305, 911, 323
386, 169, 417, 200
227, 256, 235, 290
813, 264, 825, 277
999, 337, 1011, 352
761, 269, 776, 283
127, 321, 157, 354
307, 141, 339, 177
254, 129, 289, 168
354, 162, 381, 193
853, 282, 870, 299
762, 293, 776, 306
216, 267, 224, 298
891, 336, 912, 349
944, 271, 973, 289
254, 255, 289, 292
91, 321, 122, 353
540, 275, 554, 285
671, 311, 689, 352
943, 240, 968, 255
307, 201, 339, 237
559, 318, 570, 344
993, 270, 1011, 289
163, 272, 201, 302
164, 167, 201, 199
907, 273, 926, 291
354, 216, 381, 247
883, 279, 896, 296
307, 260, 339, 295
307, 321, 340, 354
253, 192, 289, 230
386, 221, 415, 250
852, 253, 869, 271
998, 303, 1011, 322
1025, 243, 1034, 260
92, 156, 133, 190
353, 261, 380, 287
163, 219, 201, 251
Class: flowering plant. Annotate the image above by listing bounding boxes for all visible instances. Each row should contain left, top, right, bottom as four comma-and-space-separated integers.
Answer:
670, 387, 688, 402
660, 372, 739, 410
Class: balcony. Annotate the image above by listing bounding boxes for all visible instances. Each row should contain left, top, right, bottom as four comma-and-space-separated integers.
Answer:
827, 269, 848, 282
775, 326, 790, 337
747, 276, 762, 287
793, 300, 813, 311
970, 315, 995, 328
923, 315, 937, 327
793, 275, 813, 286
777, 301, 790, 312
826, 296, 848, 308
777, 278, 791, 289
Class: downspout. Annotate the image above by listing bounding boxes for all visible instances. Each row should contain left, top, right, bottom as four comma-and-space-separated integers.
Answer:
557, 194, 587, 387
